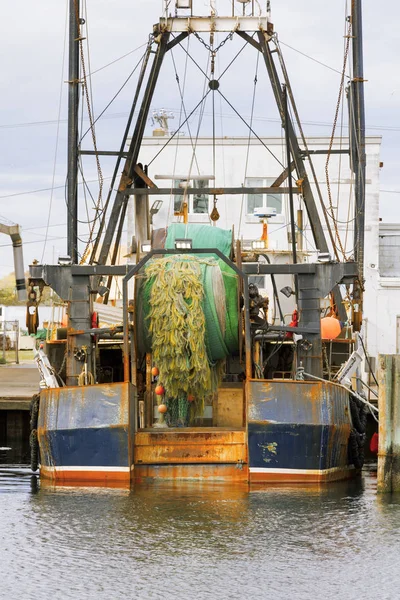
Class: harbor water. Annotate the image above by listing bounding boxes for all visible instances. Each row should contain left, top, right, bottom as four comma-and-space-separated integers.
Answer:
1, 464, 400, 600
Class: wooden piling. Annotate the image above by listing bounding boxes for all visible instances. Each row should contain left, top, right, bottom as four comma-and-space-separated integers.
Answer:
377, 354, 400, 492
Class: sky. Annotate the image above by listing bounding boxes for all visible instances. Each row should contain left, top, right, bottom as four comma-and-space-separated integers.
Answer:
1, 0, 399, 279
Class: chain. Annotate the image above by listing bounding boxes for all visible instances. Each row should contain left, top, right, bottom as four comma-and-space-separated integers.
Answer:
192, 30, 234, 54
325, 9, 353, 260
57, 349, 67, 377
322, 343, 331, 380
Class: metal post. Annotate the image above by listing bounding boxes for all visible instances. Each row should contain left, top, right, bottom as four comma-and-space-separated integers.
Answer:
352, 0, 366, 272
377, 355, 400, 493
67, 0, 80, 264
257, 32, 347, 323
351, 0, 366, 332
15, 320, 19, 365
2, 322, 5, 362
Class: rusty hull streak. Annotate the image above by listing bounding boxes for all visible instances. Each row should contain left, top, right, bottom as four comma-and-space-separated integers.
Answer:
134, 464, 249, 482
40, 466, 131, 485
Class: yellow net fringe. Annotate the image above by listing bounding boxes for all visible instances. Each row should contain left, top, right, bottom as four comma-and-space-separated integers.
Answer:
145, 255, 221, 411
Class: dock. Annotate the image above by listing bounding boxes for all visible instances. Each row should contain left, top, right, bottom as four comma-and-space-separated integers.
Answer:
0, 363, 39, 410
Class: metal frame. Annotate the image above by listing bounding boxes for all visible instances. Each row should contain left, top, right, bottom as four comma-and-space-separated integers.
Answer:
121, 249, 252, 383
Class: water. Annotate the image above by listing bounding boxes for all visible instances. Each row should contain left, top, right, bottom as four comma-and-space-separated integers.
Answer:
1, 466, 400, 600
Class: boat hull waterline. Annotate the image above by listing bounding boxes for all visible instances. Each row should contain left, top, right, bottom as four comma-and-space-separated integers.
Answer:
37, 380, 357, 485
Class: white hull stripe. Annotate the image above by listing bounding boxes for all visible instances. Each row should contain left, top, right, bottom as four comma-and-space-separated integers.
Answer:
41, 466, 131, 473
249, 466, 354, 475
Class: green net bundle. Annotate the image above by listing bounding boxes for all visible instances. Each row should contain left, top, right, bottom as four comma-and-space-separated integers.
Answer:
136, 225, 239, 425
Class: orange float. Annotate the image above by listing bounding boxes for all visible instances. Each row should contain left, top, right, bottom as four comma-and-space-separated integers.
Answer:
151, 366, 159, 377
155, 384, 165, 396
157, 404, 167, 414
320, 317, 341, 340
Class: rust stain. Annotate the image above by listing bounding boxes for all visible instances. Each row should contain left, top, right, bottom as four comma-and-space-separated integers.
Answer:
101, 386, 118, 398
134, 463, 249, 482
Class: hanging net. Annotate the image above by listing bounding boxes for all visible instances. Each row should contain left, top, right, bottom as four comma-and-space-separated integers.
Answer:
136, 225, 239, 426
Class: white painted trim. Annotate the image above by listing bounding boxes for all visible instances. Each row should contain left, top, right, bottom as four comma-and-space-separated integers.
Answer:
249, 466, 354, 475
159, 16, 270, 33
41, 466, 130, 473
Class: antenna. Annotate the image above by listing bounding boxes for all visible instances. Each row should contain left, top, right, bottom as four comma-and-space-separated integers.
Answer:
151, 109, 175, 136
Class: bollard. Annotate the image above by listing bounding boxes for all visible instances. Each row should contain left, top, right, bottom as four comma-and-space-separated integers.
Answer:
377, 355, 400, 493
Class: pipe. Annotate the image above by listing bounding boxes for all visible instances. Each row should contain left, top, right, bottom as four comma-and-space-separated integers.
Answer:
0, 223, 27, 301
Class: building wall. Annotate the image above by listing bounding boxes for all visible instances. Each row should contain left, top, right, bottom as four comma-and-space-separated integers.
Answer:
131, 135, 381, 257
364, 223, 400, 358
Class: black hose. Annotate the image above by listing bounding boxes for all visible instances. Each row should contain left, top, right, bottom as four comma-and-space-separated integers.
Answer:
29, 394, 40, 472
348, 394, 367, 469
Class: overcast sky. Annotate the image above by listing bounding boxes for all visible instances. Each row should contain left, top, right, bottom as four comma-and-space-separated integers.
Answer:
1, 0, 399, 279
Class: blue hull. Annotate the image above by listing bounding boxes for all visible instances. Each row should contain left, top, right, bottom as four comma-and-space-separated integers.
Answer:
247, 380, 353, 482
38, 382, 135, 483
37, 379, 353, 484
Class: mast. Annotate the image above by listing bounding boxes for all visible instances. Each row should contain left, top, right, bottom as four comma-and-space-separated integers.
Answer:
351, 0, 366, 329
67, 0, 80, 264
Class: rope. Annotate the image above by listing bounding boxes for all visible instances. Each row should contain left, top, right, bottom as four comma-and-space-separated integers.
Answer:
301, 370, 379, 414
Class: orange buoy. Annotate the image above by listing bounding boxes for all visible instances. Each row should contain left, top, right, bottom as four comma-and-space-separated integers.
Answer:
155, 384, 165, 396
158, 404, 167, 414
187, 394, 195, 403
151, 366, 159, 377
320, 317, 341, 340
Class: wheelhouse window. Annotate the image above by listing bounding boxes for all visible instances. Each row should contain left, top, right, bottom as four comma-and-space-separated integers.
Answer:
249, 275, 266, 289
173, 179, 185, 213
192, 179, 209, 213
172, 178, 209, 214
246, 177, 282, 215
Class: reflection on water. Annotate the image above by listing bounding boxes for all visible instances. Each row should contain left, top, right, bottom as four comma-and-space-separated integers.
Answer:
1, 467, 400, 600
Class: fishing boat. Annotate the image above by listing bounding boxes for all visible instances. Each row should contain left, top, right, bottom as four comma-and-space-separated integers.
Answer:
28, 0, 369, 485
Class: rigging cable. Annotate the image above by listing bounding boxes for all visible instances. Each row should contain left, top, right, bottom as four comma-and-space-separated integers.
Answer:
168, 38, 202, 223
89, 39, 153, 264
324, 9, 353, 260
217, 88, 286, 170
273, 34, 340, 261
238, 50, 259, 237
41, 0, 69, 263
181, 52, 211, 226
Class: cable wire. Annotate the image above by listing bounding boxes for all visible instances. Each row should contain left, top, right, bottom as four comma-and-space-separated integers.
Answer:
41, 0, 68, 263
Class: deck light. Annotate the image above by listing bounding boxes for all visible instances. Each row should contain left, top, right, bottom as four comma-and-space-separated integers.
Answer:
175, 238, 192, 250
58, 255, 72, 266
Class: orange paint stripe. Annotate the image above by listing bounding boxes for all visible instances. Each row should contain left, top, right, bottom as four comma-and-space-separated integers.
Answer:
249, 468, 355, 484
40, 466, 131, 483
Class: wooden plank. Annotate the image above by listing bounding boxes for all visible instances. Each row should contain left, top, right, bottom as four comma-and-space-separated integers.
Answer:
216, 386, 244, 428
